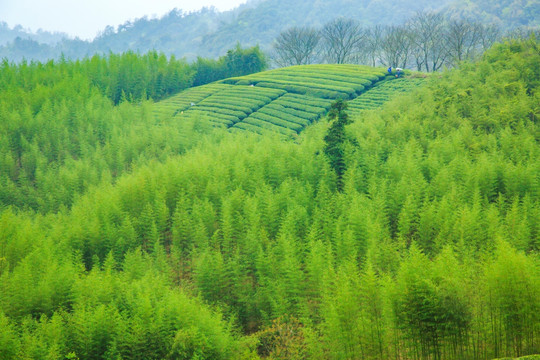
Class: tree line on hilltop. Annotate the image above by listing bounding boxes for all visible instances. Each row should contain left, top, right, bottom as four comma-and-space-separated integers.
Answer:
272, 11, 539, 70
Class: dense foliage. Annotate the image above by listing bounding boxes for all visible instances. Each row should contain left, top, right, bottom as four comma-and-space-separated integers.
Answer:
0, 38, 539, 359
193, 44, 268, 86
0, 47, 265, 213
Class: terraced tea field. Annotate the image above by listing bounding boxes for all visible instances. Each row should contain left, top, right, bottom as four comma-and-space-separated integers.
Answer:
347, 77, 426, 114
152, 83, 232, 120
153, 65, 426, 135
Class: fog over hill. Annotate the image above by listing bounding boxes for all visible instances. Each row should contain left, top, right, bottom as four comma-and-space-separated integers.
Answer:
0, 0, 537, 62
0, 22, 67, 46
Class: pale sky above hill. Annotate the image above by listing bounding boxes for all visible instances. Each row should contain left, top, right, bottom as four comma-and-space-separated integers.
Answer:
0, 0, 248, 40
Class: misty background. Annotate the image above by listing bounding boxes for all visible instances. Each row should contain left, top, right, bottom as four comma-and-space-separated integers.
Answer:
0, 0, 538, 63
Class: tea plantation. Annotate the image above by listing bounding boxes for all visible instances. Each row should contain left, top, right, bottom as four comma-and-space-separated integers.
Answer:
347, 76, 426, 114
152, 64, 426, 135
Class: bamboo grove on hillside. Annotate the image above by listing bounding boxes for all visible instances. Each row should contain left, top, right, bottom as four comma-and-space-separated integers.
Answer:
0, 38, 539, 359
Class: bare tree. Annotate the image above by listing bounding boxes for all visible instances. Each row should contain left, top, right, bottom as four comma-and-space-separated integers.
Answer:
409, 31, 426, 71
321, 18, 365, 64
379, 25, 413, 69
478, 23, 501, 51
445, 19, 482, 65
364, 25, 385, 67
408, 12, 449, 72
505, 27, 540, 40
270, 12, 504, 72
272, 26, 321, 67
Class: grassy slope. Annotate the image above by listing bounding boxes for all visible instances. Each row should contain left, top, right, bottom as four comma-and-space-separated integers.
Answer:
152, 65, 427, 136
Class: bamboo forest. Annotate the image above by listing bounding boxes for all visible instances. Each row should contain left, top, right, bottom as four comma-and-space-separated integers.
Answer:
0, 28, 538, 360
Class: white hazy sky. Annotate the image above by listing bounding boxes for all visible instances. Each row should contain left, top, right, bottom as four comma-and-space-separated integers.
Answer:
0, 0, 248, 40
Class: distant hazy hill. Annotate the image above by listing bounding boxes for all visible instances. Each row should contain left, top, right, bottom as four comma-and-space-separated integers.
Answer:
0, 0, 536, 62
0, 22, 67, 46
197, 0, 454, 58
445, 0, 539, 29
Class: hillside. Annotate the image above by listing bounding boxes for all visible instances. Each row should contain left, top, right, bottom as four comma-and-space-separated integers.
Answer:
445, 0, 540, 29
0, 38, 538, 359
3, 0, 537, 62
0, 22, 67, 46
153, 65, 425, 135
197, 0, 452, 58
0, 0, 452, 62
